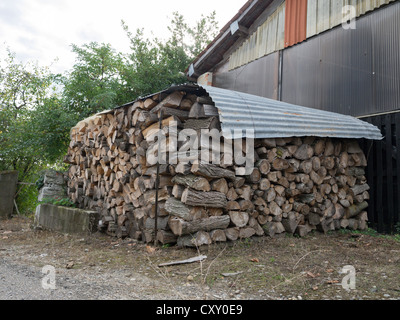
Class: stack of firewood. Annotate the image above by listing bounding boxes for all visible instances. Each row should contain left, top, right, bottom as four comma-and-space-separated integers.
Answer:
65, 89, 370, 246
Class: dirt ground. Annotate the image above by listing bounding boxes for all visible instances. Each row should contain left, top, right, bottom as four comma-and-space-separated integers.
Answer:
0, 216, 399, 300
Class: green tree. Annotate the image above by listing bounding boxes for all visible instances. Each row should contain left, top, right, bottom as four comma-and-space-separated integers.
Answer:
0, 49, 71, 215
62, 42, 127, 119
62, 12, 219, 118
0, 49, 60, 173
121, 11, 219, 98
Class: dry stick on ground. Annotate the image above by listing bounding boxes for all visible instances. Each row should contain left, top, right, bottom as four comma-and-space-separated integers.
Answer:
146, 255, 187, 300
270, 271, 310, 292
202, 246, 227, 287
292, 249, 331, 272
192, 241, 227, 299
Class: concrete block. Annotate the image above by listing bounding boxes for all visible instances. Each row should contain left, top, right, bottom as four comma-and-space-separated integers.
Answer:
37, 170, 67, 202
34, 204, 99, 235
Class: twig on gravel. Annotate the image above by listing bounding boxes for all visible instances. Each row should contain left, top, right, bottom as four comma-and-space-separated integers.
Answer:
146, 255, 187, 300
158, 255, 207, 267
202, 246, 227, 286
293, 249, 331, 272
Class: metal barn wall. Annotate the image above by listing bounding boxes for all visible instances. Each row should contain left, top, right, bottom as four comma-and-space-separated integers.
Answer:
360, 113, 400, 233
284, 0, 308, 47
214, 52, 280, 100
228, 2, 286, 70
306, 0, 396, 38
282, 0, 400, 117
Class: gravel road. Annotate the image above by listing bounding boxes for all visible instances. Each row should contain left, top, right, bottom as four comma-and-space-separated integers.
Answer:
0, 257, 146, 300
1, 218, 399, 301
0, 257, 121, 300
0, 258, 75, 300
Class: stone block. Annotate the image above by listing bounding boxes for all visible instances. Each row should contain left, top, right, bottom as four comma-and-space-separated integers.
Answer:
34, 204, 99, 235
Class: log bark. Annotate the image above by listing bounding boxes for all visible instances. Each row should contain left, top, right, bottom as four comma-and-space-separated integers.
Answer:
156, 231, 178, 245
172, 174, 211, 192
344, 201, 368, 219
165, 198, 191, 220
191, 163, 236, 180
177, 231, 212, 247
181, 188, 227, 208
169, 216, 230, 236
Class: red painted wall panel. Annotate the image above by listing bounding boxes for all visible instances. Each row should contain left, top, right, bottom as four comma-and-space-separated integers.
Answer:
284, 0, 308, 48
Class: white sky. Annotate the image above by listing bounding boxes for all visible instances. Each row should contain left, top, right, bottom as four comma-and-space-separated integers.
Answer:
0, 0, 246, 74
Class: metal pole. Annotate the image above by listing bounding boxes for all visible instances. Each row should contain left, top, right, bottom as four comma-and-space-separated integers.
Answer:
153, 108, 164, 246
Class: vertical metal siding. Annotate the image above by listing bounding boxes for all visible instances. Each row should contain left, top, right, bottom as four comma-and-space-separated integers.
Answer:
306, 0, 396, 38
215, 52, 280, 100
372, 5, 400, 114
229, 2, 286, 70
282, 0, 400, 117
214, 1, 399, 117
284, 0, 308, 47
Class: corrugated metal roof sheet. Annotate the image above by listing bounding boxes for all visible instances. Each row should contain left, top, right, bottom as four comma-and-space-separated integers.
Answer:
79, 83, 382, 141
200, 85, 383, 140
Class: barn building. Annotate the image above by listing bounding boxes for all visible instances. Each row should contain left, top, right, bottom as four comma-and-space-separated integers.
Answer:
187, 0, 400, 233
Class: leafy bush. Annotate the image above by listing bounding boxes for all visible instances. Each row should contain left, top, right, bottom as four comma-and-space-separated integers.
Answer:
39, 196, 76, 208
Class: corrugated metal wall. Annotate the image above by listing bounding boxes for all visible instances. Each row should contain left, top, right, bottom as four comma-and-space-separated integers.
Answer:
216, 52, 280, 100
359, 113, 400, 233
306, 0, 396, 38
228, 0, 397, 72
282, 0, 400, 117
216, 1, 400, 117
284, 0, 308, 47
228, 2, 286, 70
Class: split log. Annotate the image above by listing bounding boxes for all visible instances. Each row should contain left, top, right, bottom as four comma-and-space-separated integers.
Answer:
294, 145, 314, 160
239, 227, 256, 239
156, 231, 178, 245
184, 117, 220, 131
211, 178, 229, 195
169, 216, 230, 236
181, 188, 227, 208
229, 211, 249, 228
351, 184, 370, 196
282, 213, 299, 234
172, 174, 211, 192
177, 231, 212, 247
189, 102, 206, 119
344, 201, 368, 219
191, 163, 236, 180
225, 228, 240, 241
210, 229, 227, 243
165, 198, 191, 220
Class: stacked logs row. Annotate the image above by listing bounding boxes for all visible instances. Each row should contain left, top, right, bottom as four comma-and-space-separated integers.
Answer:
65, 89, 370, 247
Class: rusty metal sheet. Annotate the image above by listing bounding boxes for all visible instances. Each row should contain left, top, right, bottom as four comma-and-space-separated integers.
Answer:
284, 0, 308, 47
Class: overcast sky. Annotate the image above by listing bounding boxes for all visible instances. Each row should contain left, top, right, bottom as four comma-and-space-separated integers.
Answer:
0, 0, 246, 74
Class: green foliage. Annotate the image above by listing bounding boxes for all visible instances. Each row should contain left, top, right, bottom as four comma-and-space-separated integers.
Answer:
62, 42, 127, 119
35, 175, 45, 191
39, 196, 76, 208
0, 49, 71, 215
395, 222, 400, 235
0, 10, 219, 215
120, 11, 218, 98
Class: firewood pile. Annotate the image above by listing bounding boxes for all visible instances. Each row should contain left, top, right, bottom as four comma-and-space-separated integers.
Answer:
64, 89, 370, 247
